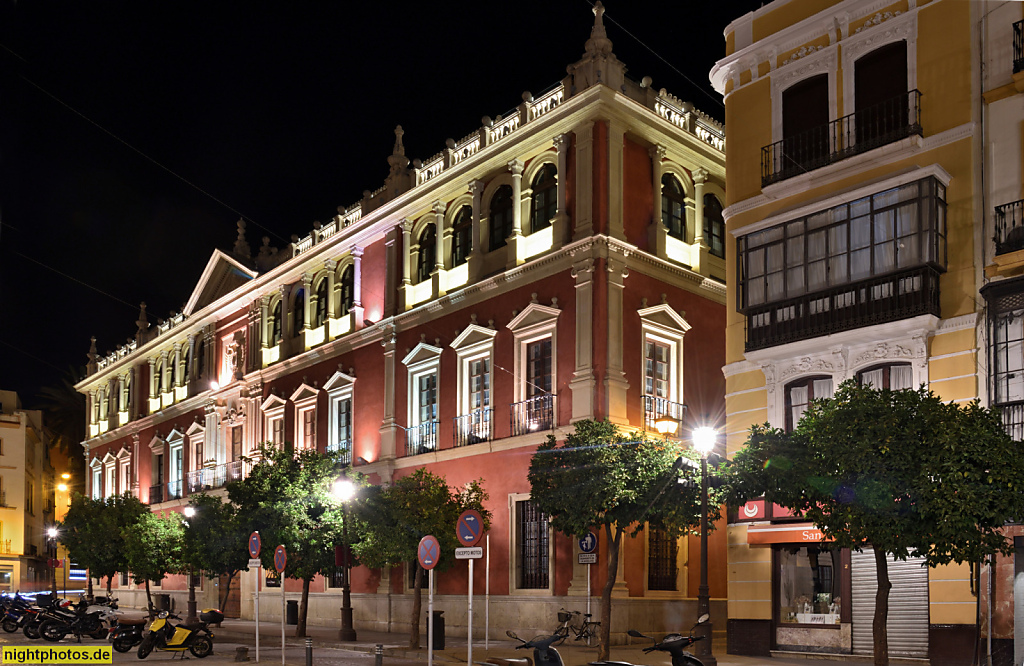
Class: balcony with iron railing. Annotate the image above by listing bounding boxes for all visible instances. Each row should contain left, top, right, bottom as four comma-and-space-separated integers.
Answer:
511, 394, 555, 437
744, 265, 941, 351
185, 460, 246, 494
1015, 20, 1024, 74
643, 396, 688, 433
148, 484, 164, 504
166, 479, 182, 501
761, 90, 922, 187
995, 199, 1024, 256
405, 421, 439, 456
326, 440, 352, 466
454, 409, 493, 447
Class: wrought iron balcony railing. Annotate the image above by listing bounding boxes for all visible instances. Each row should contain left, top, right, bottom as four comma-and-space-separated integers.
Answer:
148, 484, 164, 504
185, 460, 246, 494
326, 440, 352, 466
643, 396, 688, 433
998, 400, 1024, 442
1015, 20, 1024, 74
761, 90, 922, 187
511, 394, 555, 437
406, 421, 439, 456
454, 409, 493, 447
166, 479, 182, 501
995, 199, 1024, 255
745, 265, 941, 351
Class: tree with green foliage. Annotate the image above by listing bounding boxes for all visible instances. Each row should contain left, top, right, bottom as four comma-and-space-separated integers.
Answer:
181, 493, 250, 612
58, 493, 148, 599
36, 366, 86, 474
727, 380, 1024, 666
527, 419, 716, 661
227, 445, 345, 637
123, 511, 185, 614
353, 468, 489, 649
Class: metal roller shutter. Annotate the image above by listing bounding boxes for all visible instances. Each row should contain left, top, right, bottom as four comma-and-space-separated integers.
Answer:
850, 548, 929, 658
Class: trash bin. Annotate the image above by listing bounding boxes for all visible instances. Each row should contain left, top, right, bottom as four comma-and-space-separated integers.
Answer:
426, 610, 444, 650
155, 594, 170, 611
286, 600, 298, 625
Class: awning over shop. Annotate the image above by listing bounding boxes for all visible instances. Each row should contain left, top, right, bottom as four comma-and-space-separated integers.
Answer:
746, 522, 830, 545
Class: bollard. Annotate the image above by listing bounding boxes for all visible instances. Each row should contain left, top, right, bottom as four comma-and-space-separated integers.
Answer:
234, 646, 250, 662
374, 643, 384, 666
305, 637, 312, 666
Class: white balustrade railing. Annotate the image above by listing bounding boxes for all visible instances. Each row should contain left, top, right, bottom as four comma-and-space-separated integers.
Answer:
416, 155, 445, 185
488, 114, 520, 144
529, 87, 564, 121
451, 134, 481, 165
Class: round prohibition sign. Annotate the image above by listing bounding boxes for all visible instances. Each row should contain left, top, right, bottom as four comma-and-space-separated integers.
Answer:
274, 545, 287, 574
418, 535, 440, 570
456, 509, 484, 547
249, 531, 261, 559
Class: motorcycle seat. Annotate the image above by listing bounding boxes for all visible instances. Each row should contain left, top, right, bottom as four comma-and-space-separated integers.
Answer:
117, 618, 147, 626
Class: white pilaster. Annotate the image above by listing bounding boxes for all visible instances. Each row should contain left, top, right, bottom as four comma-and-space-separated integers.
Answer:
605, 259, 630, 425
568, 257, 596, 422
573, 121, 594, 240
607, 119, 625, 241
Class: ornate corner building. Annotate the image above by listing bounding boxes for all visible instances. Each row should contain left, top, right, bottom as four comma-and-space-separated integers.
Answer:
712, 0, 987, 663
76, 5, 729, 639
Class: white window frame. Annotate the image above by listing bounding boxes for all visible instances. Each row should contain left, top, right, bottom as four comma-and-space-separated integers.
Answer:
402, 342, 443, 428
637, 303, 690, 404
167, 429, 184, 498
451, 324, 497, 416
260, 395, 287, 453
770, 46, 838, 146
324, 370, 356, 456
507, 302, 560, 404
103, 453, 116, 499
90, 459, 102, 500
117, 448, 131, 498
840, 10, 918, 127
290, 383, 320, 452
508, 492, 553, 596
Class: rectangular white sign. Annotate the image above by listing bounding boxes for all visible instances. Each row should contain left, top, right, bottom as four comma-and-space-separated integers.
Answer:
249, 558, 262, 568
455, 547, 483, 559
578, 553, 597, 564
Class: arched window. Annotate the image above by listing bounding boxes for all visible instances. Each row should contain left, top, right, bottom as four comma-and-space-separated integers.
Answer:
704, 194, 725, 259
785, 376, 833, 431
314, 278, 328, 328
857, 363, 913, 391
271, 300, 282, 343
416, 226, 436, 284
489, 185, 514, 251
339, 266, 354, 316
169, 356, 177, 388
451, 206, 472, 267
529, 164, 557, 233
155, 360, 164, 394
292, 288, 305, 335
661, 174, 686, 241
196, 338, 206, 379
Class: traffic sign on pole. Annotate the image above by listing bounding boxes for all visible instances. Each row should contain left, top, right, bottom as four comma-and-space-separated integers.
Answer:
418, 535, 440, 570
579, 531, 597, 554
274, 545, 287, 574
456, 509, 484, 547
455, 547, 483, 559
249, 532, 261, 559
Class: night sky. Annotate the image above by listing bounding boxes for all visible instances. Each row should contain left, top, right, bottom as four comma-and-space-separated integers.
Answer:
0, 0, 761, 407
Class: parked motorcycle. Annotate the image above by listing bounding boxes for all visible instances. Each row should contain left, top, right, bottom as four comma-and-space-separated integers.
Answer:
108, 615, 148, 653
40, 598, 119, 642
0, 594, 34, 633
505, 630, 566, 666
136, 608, 221, 659
588, 614, 710, 666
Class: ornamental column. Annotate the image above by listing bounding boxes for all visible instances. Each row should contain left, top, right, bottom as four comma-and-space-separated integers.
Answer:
650, 145, 667, 258
301, 273, 313, 331
553, 134, 570, 249
507, 159, 525, 269
469, 180, 485, 282
325, 259, 338, 320
573, 121, 595, 241
608, 119, 625, 241
693, 167, 709, 273
432, 201, 446, 297
398, 220, 413, 311
260, 296, 271, 349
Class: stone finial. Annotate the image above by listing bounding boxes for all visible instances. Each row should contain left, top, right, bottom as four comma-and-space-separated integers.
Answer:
530, 293, 539, 304
641, 297, 648, 308
86, 337, 99, 375
388, 125, 410, 173
585, 1, 613, 56
488, 319, 495, 329
233, 219, 251, 259
470, 314, 478, 324
135, 302, 151, 345
661, 293, 668, 304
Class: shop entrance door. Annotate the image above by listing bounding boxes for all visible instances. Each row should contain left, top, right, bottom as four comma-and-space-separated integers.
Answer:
850, 548, 928, 658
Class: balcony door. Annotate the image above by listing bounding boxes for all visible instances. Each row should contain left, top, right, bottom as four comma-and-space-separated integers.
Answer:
782, 74, 829, 172
854, 41, 908, 148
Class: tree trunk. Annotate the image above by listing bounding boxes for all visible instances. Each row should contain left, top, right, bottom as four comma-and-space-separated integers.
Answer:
409, 563, 423, 649
144, 579, 153, 618
872, 548, 891, 666
106, 575, 113, 599
597, 525, 622, 663
87, 575, 94, 603
295, 577, 311, 637
219, 571, 236, 612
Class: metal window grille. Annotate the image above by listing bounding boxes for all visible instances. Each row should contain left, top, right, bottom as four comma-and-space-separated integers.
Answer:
995, 199, 1024, 255
517, 500, 549, 589
647, 528, 678, 591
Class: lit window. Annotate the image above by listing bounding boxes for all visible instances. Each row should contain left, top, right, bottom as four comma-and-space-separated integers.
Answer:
703, 194, 725, 259
661, 174, 686, 241
416, 226, 436, 284
451, 206, 472, 266
529, 164, 557, 233
314, 278, 328, 328
857, 363, 913, 391
339, 266, 354, 317
785, 376, 833, 431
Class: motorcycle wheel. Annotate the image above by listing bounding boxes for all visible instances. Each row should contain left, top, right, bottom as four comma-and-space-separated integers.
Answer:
2, 619, 17, 633
89, 627, 108, 640
137, 634, 155, 659
23, 621, 41, 640
113, 636, 136, 653
40, 620, 67, 642
189, 636, 213, 659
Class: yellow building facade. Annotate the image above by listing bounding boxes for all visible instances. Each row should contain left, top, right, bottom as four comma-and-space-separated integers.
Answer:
712, 0, 980, 661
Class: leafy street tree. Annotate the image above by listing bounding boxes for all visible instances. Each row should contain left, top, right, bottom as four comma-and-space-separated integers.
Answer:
228, 445, 345, 637
527, 419, 715, 661
353, 468, 489, 649
181, 493, 250, 612
36, 366, 87, 475
728, 380, 1024, 666
58, 493, 148, 599
123, 511, 185, 614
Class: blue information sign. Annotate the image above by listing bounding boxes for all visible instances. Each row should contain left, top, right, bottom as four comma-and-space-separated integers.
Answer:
579, 531, 598, 554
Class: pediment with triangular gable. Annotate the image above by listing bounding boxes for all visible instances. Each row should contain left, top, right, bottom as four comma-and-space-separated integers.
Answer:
101, 451, 117, 465
638, 303, 691, 338
402, 341, 443, 370
183, 249, 258, 316
323, 370, 357, 396
148, 432, 167, 452
166, 427, 185, 445
289, 383, 320, 406
116, 445, 131, 460
507, 302, 561, 336
260, 393, 288, 414
450, 324, 498, 353
186, 419, 206, 438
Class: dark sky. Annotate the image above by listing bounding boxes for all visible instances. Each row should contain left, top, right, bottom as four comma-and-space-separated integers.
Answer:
0, 0, 761, 407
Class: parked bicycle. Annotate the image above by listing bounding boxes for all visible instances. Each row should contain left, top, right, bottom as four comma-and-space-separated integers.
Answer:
553, 608, 599, 646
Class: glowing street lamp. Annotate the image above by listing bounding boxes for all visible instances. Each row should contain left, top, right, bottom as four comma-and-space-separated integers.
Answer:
690, 426, 718, 666
333, 478, 357, 641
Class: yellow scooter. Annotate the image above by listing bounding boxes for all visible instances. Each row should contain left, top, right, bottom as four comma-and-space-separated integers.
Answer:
136, 608, 220, 659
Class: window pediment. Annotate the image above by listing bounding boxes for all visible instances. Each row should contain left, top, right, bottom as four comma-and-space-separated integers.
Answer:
402, 341, 443, 370
450, 324, 498, 353
185, 420, 206, 438
116, 446, 131, 461
323, 370, 357, 395
638, 303, 691, 337
147, 434, 167, 452
260, 394, 288, 414
89, 457, 103, 470
289, 383, 319, 406
507, 302, 560, 336
166, 427, 184, 445
101, 451, 116, 465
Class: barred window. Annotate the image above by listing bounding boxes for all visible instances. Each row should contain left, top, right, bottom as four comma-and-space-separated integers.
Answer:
648, 527, 678, 591
516, 500, 549, 590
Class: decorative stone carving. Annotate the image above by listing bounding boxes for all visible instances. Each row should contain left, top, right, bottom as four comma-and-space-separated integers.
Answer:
855, 11, 902, 34
782, 44, 825, 67
781, 355, 837, 380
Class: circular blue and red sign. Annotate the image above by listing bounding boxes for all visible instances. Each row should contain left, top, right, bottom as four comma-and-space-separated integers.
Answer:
417, 535, 439, 570
456, 509, 484, 547
249, 532, 261, 559
274, 545, 287, 574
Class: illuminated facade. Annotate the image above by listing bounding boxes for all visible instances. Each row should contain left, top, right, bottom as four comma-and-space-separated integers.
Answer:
77, 5, 728, 640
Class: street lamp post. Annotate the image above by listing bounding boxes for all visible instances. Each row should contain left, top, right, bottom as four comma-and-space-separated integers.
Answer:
183, 506, 199, 627
332, 479, 357, 641
46, 528, 58, 596
691, 426, 718, 666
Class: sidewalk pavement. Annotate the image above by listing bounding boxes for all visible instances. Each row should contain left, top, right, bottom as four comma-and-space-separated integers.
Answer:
209, 617, 924, 665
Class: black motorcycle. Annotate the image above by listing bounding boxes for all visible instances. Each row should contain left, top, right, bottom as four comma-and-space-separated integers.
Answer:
108, 615, 148, 653
39, 597, 117, 642
505, 630, 566, 666
589, 613, 710, 666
